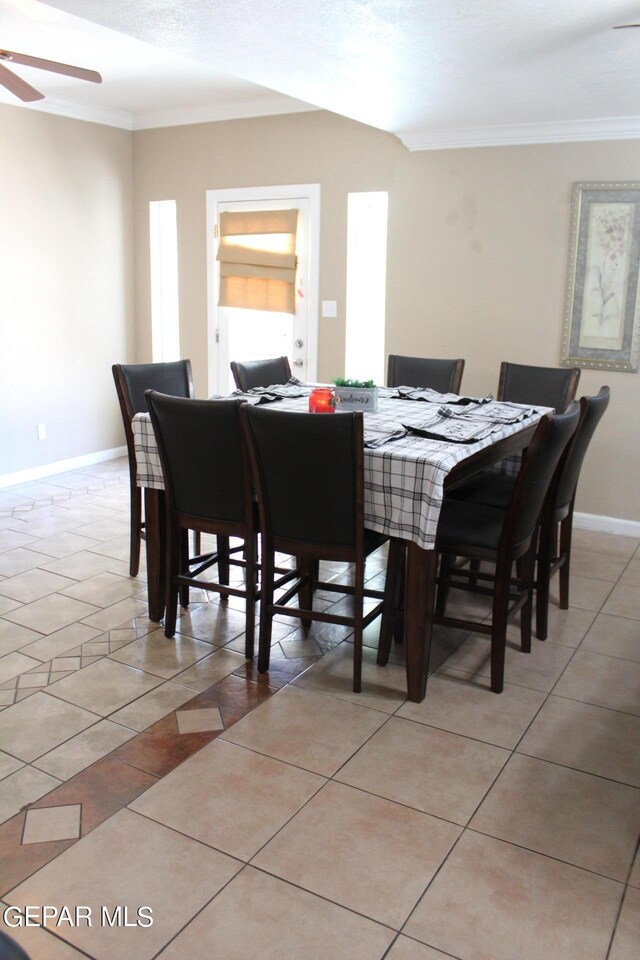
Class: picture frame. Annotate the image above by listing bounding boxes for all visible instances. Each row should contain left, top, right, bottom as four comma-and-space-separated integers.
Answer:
561, 181, 640, 373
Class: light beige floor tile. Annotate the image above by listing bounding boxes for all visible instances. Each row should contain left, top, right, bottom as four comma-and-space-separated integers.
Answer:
619, 560, 640, 589
253, 780, 460, 928
581, 614, 640, 661
336, 716, 508, 824
0, 911, 89, 959
173, 647, 248, 691
609, 886, 640, 960
398, 667, 545, 749
158, 866, 394, 960
22, 804, 81, 844
0, 766, 60, 825
0, 691, 97, 762
0, 529, 37, 552
385, 938, 455, 960
404, 831, 623, 960
176, 706, 223, 733
110, 682, 197, 732
0, 548, 51, 577
109, 630, 215, 679
292, 641, 408, 714
280, 636, 323, 658
33, 719, 136, 779
470, 753, 640, 880
78, 596, 149, 631
20, 623, 102, 662
131, 739, 324, 861
6, 808, 241, 960
571, 529, 638, 560
518, 695, 640, 786
553, 650, 640, 715
629, 848, 640, 887
569, 550, 630, 582
0, 620, 44, 656
0, 750, 24, 780
47, 658, 161, 716
548, 574, 614, 612
39, 550, 133, 581
0, 651, 43, 684
509, 604, 595, 648
602, 584, 640, 620
4, 595, 101, 635
0, 569, 77, 604
28, 531, 102, 558
0, 596, 22, 616
17, 672, 49, 689
60, 572, 143, 608
71, 518, 130, 542
222, 684, 387, 776
175, 603, 248, 644
85, 536, 131, 562
445, 633, 574, 692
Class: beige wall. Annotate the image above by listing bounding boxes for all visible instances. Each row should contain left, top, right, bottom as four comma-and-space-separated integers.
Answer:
132, 111, 640, 523
0, 103, 134, 476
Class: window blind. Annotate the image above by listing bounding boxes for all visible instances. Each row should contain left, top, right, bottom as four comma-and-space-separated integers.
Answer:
216, 208, 299, 314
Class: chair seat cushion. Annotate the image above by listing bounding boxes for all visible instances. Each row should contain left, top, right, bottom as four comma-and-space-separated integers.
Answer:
437, 499, 505, 553
446, 471, 515, 510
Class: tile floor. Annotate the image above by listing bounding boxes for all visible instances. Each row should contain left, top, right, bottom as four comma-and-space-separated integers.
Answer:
0, 459, 638, 959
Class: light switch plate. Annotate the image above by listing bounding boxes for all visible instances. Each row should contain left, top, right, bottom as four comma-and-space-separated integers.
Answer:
321, 300, 337, 318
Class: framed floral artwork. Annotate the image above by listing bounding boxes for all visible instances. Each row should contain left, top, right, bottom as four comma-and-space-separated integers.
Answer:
561, 182, 640, 372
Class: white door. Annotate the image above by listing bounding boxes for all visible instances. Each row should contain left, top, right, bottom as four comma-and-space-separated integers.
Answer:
207, 185, 320, 395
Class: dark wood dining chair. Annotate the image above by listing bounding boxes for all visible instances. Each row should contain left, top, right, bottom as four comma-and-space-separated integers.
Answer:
241, 406, 397, 692
230, 356, 292, 392
145, 392, 258, 657
112, 361, 195, 577
379, 406, 580, 693
497, 361, 581, 411
387, 355, 465, 394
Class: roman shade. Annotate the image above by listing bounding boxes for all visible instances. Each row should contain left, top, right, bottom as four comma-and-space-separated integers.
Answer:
216, 208, 299, 314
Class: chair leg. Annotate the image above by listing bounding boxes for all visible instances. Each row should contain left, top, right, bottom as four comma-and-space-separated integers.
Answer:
129, 478, 142, 577
377, 539, 404, 666
179, 529, 190, 609
164, 522, 180, 639
468, 558, 480, 589
519, 547, 536, 654
435, 551, 454, 617
258, 546, 275, 674
298, 557, 314, 611
353, 559, 365, 693
558, 512, 573, 610
217, 535, 230, 586
536, 519, 556, 641
193, 531, 201, 555
244, 534, 256, 660
490, 562, 510, 693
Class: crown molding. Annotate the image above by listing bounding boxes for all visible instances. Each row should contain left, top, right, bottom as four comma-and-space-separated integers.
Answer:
131, 98, 317, 130
0, 92, 133, 128
400, 115, 640, 151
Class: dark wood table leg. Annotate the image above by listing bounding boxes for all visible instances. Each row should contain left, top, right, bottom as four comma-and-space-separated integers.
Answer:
405, 541, 437, 702
144, 488, 166, 622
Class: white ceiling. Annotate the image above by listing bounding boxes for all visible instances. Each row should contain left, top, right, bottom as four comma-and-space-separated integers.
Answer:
2, 0, 640, 149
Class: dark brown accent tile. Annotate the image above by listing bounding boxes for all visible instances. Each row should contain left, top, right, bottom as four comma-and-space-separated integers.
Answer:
0, 811, 74, 898
234, 656, 319, 687
186, 672, 276, 727
112, 711, 217, 778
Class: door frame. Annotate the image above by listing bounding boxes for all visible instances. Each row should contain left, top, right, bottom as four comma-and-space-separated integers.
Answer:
206, 183, 321, 395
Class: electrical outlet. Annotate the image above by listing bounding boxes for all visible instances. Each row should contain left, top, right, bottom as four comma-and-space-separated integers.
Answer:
37, 423, 47, 440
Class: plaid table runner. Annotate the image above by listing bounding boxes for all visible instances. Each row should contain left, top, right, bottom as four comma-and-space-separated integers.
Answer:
133, 393, 548, 550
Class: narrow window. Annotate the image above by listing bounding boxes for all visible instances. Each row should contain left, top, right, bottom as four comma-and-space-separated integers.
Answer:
149, 200, 180, 362
345, 192, 388, 385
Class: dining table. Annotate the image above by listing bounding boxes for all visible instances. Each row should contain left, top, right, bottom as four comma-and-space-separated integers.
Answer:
133, 383, 546, 702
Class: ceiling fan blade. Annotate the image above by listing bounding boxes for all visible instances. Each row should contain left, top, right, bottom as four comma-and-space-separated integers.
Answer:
0, 49, 102, 84
613, 23, 640, 28
0, 62, 43, 102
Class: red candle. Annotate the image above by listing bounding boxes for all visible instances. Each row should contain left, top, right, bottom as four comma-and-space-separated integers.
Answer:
309, 387, 335, 413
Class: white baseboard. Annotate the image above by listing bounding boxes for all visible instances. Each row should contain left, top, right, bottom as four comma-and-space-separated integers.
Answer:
573, 511, 640, 539
0, 446, 127, 490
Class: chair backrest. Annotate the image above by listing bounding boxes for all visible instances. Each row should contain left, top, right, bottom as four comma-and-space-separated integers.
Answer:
504, 403, 581, 552
113, 361, 194, 421
555, 387, 610, 515
242, 406, 363, 549
146, 392, 248, 524
497, 362, 580, 412
387, 355, 465, 394
230, 356, 292, 392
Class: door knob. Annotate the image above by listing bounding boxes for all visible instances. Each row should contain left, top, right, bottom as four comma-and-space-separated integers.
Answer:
293, 359, 304, 367
294, 339, 304, 348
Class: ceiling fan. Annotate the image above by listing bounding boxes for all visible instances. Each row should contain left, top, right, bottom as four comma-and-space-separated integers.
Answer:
613, 23, 640, 28
0, 48, 101, 102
